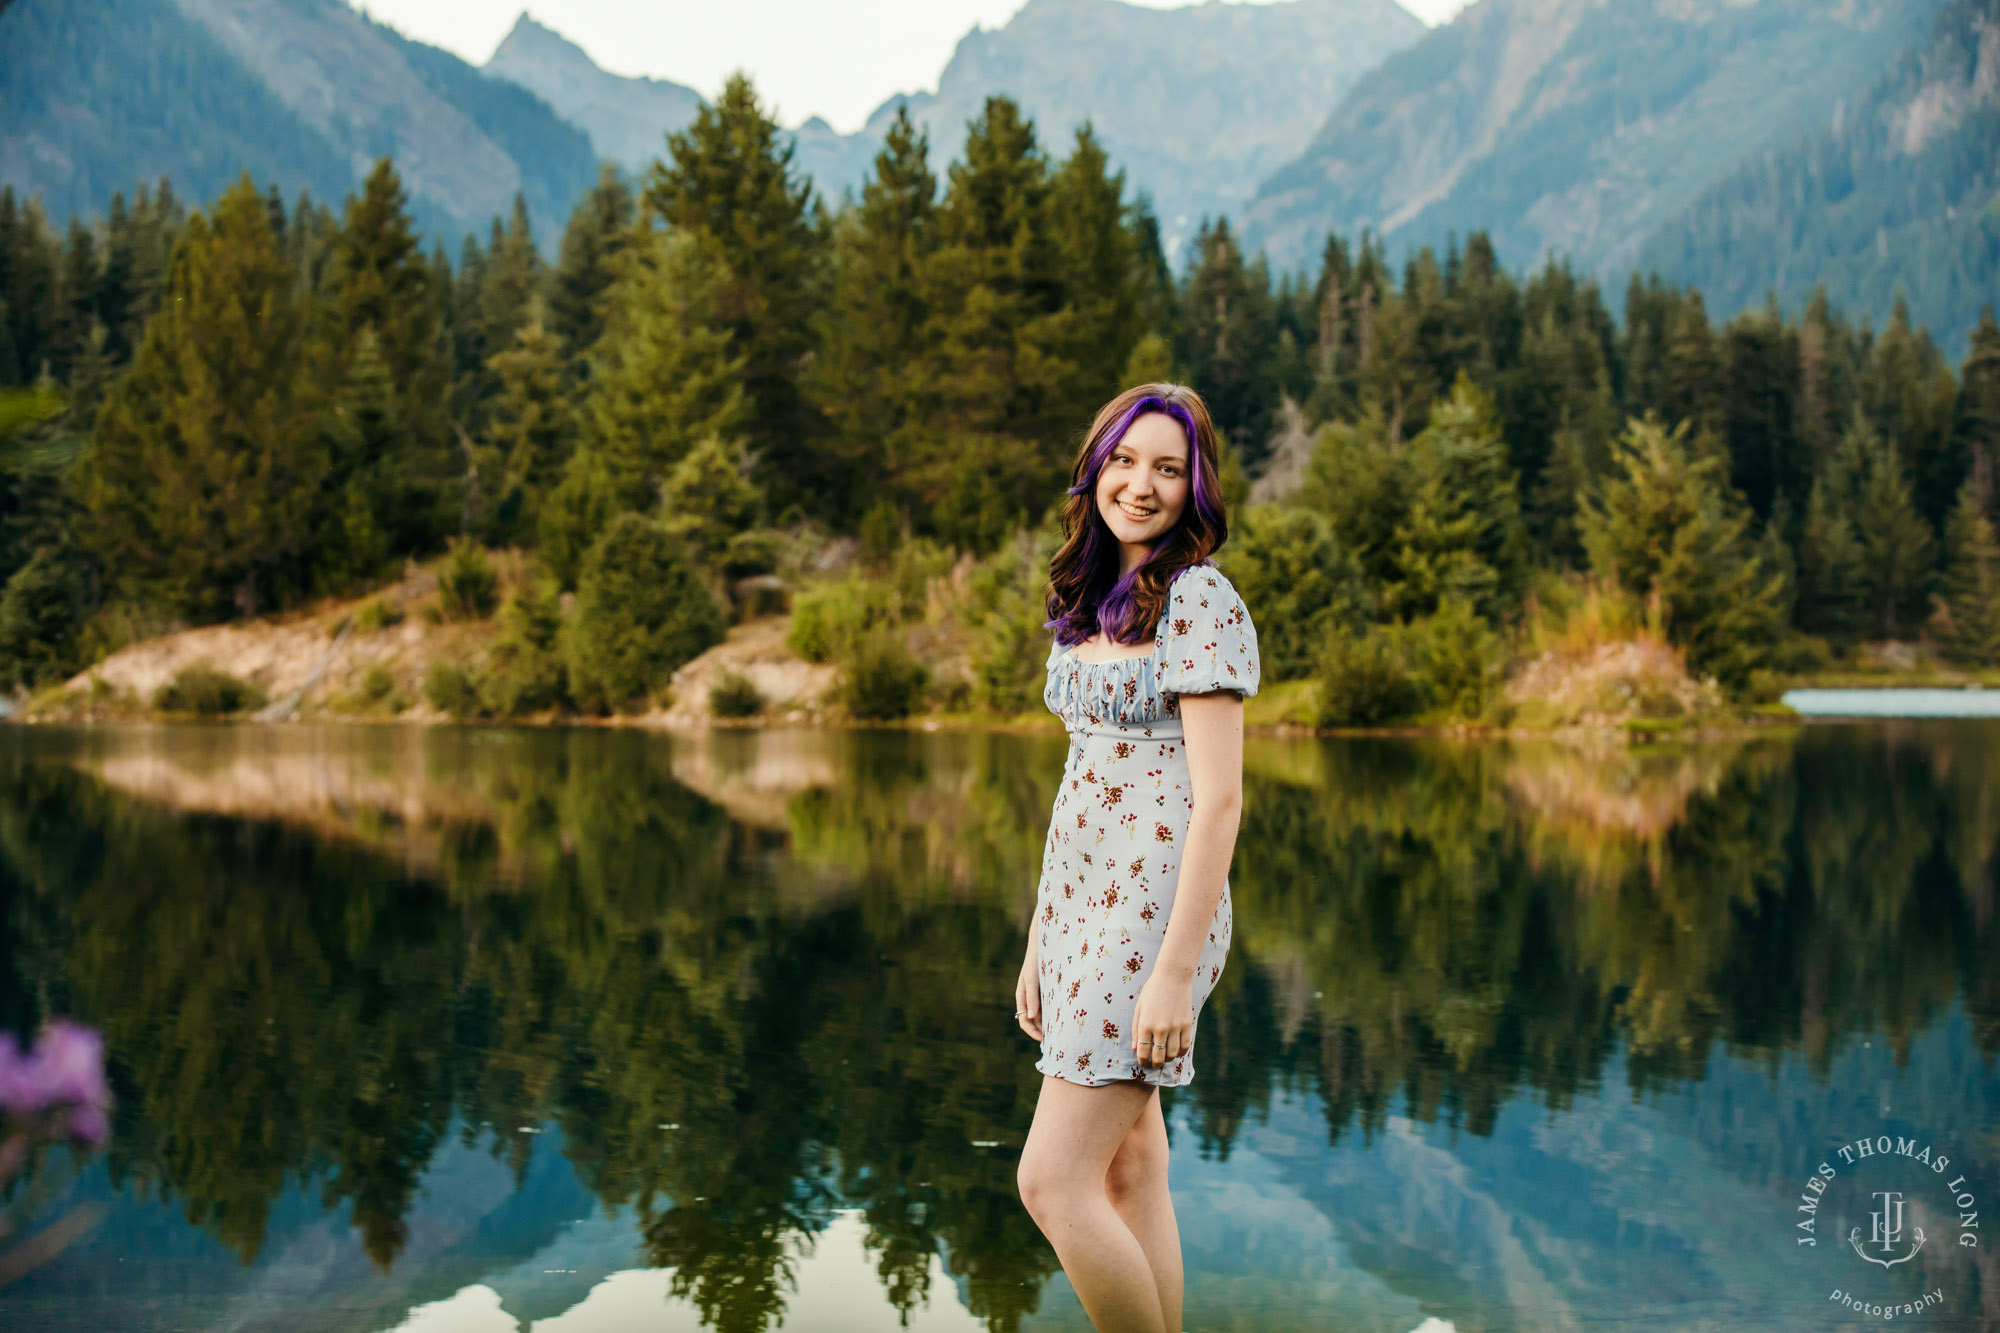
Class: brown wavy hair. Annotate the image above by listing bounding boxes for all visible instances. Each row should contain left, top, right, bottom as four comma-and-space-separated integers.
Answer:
1043, 382, 1229, 647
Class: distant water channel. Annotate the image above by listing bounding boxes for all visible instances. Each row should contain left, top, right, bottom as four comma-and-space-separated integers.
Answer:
3, 721, 2000, 1331
1783, 687, 2000, 717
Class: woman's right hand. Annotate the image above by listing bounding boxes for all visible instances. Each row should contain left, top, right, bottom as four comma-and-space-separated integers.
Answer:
1015, 938, 1043, 1042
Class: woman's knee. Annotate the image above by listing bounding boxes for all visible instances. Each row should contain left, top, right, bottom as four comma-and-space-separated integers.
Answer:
1017, 1148, 1074, 1223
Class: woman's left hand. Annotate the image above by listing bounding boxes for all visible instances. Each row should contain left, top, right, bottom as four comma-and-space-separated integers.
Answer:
1131, 968, 1195, 1068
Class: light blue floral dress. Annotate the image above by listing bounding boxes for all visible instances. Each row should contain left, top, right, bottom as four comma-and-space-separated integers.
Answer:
1033, 559, 1261, 1087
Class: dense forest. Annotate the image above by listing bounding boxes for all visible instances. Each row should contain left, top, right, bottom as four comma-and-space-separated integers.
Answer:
0, 72, 1997, 721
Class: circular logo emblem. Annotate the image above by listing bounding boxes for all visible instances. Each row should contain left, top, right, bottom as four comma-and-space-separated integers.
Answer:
1791, 1132, 1981, 1320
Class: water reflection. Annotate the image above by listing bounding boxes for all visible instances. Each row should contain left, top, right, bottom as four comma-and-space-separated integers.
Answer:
1, 721, 1999, 1330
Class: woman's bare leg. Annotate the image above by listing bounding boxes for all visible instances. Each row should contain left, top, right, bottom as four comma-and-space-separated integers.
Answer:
1105, 1088, 1182, 1332
1017, 1076, 1166, 1333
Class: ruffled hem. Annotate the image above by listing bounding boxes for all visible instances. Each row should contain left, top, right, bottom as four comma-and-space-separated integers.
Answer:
1035, 1053, 1194, 1089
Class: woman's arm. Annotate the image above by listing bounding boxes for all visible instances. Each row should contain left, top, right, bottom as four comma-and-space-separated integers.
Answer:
1131, 688, 1243, 1066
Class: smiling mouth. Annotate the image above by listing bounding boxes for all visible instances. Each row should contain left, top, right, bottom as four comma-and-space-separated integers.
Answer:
1116, 501, 1157, 520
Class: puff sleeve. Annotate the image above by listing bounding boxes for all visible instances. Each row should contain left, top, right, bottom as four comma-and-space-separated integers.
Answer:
1160, 564, 1260, 699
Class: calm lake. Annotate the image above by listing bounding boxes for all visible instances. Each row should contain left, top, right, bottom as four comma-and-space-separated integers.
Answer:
2, 720, 1999, 1332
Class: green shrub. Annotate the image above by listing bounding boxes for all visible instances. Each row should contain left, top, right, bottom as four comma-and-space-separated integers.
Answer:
968, 530, 1059, 713
1406, 597, 1502, 722
437, 538, 498, 621
355, 596, 406, 633
359, 664, 396, 703
786, 577, 896, 664
840, 631, 929, 720
154, 665, 266, 716
479, 577, 569, 717
708, 667, 765, 718
566, 513, 725, 712
858, 498, 903, 566
0, 549, 91, 688
1317, 625, 1420, 727
423, 662, 480, 718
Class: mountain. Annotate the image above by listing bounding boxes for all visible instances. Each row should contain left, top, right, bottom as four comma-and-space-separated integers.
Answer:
480, 0, 1426, 260
481, 13, 883, 213
482, 14, 703, 176
1639, 0, 2000, 356
0, 0, 596, 247
864, 0, 1426, 255
1241, 0, 1944, 278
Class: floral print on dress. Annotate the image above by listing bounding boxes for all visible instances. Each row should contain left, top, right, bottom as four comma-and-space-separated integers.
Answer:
1030, 560, 1259, 1088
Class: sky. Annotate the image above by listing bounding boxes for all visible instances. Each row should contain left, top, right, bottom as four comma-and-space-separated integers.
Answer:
348, 0, 1461, 135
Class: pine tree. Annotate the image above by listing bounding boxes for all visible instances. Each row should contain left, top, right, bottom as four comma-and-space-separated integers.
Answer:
1044, 124, 1145, 418
1796, 458, 1868, 644
51, 218, 98, 384
810, 105, 937, 525
906, 96, 1068, 550
1938, 452, 2000, 667
454, 193, 545, 438
548, 164, 635, 378
1176, 217, 1278, 459
540, 228, 746, 583
1843, 409, 1934, 638
1863, 297, 1960, 532
480, 310, 571, 545
1953, 308, 2000, 495
565, 511, 725, 711
311, 158, 454, 554
0, 190, 60, 386
77, 176, 323, 619
1383, 375, 1527, 623
661, 434, 763, 574
645, 73, 826, 517
1578, 417, 1784, 691
1719, 305, 1803, 522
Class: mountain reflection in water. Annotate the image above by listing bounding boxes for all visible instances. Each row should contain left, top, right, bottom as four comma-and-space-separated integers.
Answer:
1, 721, 1999, 1332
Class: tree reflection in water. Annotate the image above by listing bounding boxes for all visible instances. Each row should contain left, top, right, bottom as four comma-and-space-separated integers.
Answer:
0, 721, 1998, 1330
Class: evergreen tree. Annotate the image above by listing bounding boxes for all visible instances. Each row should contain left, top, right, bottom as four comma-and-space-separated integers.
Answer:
646, 73, 826, 516
77, 176, 323, 619
1044, 125, 1147, 430
1953, 308, 2000, 500
1796, 455, 1868, 644
480, 309, 572, 545
1578, 417, 1784, 691
1938, 453, 2000, 667
541, 228, 746, 583
0, 189, 60, 386
1863, 296, 1961, 532
310, 158, 454, 554
905, 96, 1069, 550
454, 193, 544, 438
810, 106, 937, 525
1719, 305, 1803, 523
1843, 409, 1936, 637
660, 434, 764, 576
317, 326, 399, 588
1383, 375, 1528, 623
1225, 504, 1368, 680
548, 164, 635, 378
1176, 217, 1278, 461
565, 511, 726, 711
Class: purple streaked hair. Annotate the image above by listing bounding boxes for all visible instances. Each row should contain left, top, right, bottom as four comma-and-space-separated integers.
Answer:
1044, 382, 1229, 647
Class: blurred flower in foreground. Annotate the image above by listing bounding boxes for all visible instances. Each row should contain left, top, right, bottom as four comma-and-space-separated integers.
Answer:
0, 1019, 111, 1288
0, 1020, 112, 1146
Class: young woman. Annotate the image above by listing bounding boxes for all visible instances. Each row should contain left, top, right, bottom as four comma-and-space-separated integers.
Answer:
1013, 382, 1260, 1333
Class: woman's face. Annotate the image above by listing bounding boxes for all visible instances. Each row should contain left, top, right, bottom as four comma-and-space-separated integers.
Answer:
1094, 411, 1190, 548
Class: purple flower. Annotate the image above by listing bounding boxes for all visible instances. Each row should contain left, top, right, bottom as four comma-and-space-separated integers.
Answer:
0, 1020, 111, 1147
